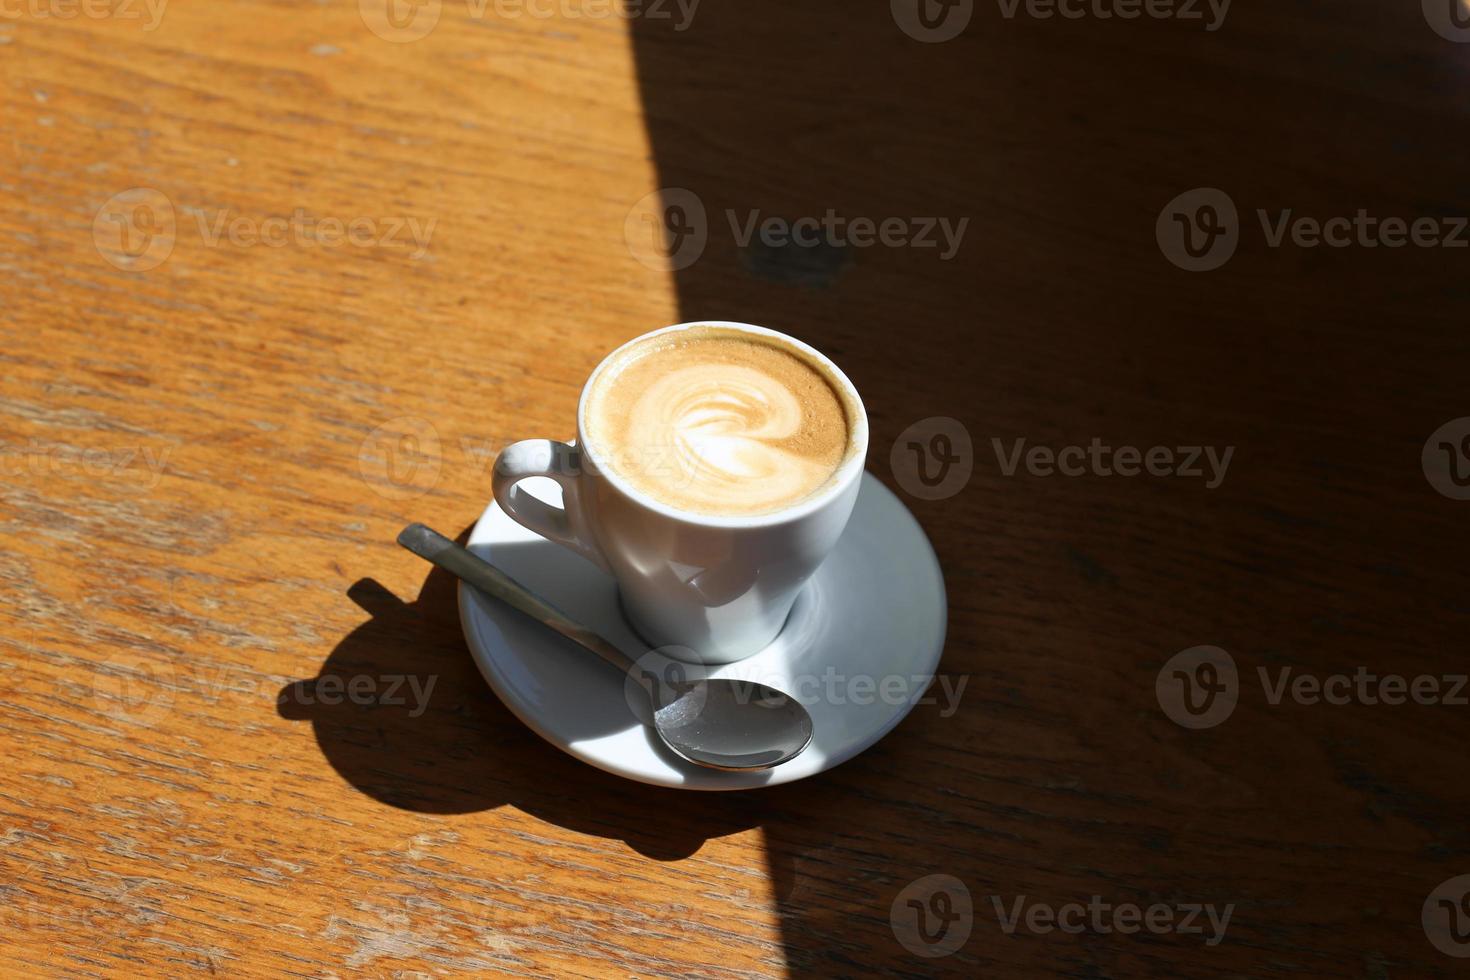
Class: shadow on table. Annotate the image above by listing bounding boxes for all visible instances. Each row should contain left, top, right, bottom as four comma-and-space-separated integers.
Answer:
277, 526, 780, 861
279, 516, 950, 973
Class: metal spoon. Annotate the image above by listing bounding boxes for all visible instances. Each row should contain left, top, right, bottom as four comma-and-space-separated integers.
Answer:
396, 524, 813, 772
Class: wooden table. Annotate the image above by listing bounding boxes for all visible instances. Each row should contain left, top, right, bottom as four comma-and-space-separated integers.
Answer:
4, 1, 1468, 975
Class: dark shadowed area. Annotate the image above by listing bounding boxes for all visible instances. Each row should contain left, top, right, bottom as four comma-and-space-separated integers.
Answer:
617, 0, 1470, 974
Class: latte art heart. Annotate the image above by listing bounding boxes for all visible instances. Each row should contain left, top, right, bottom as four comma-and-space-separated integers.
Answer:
642, 368, 820, 503
585, 329, 855, 515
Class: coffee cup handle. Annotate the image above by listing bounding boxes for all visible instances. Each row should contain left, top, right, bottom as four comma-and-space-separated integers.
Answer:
492, 440, 611, 574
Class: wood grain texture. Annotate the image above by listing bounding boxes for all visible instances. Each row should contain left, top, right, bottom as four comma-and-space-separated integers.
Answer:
3, 0, 1469, 976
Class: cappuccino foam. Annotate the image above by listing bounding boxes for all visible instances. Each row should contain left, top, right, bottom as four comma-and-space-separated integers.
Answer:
584, 328, 856, 516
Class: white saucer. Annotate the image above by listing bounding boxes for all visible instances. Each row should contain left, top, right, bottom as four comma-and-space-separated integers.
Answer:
458, 471, 947, 790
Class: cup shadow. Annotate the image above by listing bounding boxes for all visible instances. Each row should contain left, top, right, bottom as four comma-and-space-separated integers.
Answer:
276, 524, 794, 866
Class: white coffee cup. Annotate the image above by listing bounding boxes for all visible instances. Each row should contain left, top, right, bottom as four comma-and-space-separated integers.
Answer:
492, 321, 869, 665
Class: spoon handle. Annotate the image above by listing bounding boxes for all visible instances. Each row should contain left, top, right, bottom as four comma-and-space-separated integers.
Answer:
396, 523, 637, 677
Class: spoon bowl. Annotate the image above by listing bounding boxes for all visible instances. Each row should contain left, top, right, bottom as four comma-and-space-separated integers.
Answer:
650, 677, 813, 771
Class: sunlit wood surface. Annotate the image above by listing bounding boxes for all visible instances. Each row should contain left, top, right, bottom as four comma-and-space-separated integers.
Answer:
3, 0, 1469, 976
